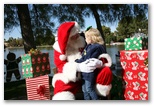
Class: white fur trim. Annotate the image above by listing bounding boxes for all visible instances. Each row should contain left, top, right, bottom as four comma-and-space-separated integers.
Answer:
53, 41, 62, 53
55, 36, 58, 41
67, 52, 82, 62
63, 62, 78, 82
95, 84, 112, 97
98, 54, 112, 67
52, 73, 69, 88
69, 22, 80, 37
59, 54, 67, 61
52, 91, 75, 100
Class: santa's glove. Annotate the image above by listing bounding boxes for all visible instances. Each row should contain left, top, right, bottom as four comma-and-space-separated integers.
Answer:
77, 58, 103, 73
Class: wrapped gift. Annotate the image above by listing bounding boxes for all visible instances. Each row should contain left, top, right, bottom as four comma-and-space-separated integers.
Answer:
124, 36, 148, 50
120, 50, 148, 100
21, 53, 50, 78
26, 75, 50, 100
120, 50, 148, 70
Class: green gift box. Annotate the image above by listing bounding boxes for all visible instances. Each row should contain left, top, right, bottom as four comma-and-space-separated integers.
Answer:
21, 53, 51, 78
124, 36, 148, 50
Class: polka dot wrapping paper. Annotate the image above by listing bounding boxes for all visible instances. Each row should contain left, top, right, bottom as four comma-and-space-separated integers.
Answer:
124, 37, 148, 50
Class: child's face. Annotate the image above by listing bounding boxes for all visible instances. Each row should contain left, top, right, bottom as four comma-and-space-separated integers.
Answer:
85, 35, 91, 44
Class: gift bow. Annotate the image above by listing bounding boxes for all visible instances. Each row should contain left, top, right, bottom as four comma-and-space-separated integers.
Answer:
28, 48, 41, 54
37, 84, 46, 96
133, 33, 147, 38
144, 58, 148, 67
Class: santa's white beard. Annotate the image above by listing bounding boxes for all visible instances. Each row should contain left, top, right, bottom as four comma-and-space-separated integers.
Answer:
66, 36, 86, 62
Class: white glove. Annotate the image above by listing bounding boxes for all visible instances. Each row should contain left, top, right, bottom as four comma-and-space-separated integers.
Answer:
86, 58, 103, 68
77, 58, 103, 73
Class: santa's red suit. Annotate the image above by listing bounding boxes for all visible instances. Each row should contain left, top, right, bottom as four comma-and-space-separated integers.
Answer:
52, 21, 112, 100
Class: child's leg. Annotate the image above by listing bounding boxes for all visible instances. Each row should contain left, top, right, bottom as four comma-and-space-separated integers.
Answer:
85, 80, 98, 100
82, 80, 90, 100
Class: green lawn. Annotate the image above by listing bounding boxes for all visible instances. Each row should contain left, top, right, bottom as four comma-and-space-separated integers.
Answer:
4, 74, 124, 100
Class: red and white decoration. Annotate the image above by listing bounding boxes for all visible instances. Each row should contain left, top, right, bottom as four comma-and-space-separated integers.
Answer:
26, 75, 50, 100
120, 50, 148, 100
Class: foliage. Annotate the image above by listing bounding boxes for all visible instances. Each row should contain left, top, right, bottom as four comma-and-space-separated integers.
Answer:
102, 25, 111, 35
110, 74, 125, 100
30, 4, 56, 37
4, 4, 148, 48
6, 37, 23, 47
101, 26, 118, 44
4, 4, 56, 48
4, 4, 19, 34
5, 36, 54, 47
102, 25, 111, 44
116, 14, 148, 38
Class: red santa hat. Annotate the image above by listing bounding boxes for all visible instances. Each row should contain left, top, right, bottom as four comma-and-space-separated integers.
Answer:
54, 21, 80, 61
95, 67, 112, 96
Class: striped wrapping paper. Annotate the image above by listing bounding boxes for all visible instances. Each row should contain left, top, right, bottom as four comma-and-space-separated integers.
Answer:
26, 75, 50, 100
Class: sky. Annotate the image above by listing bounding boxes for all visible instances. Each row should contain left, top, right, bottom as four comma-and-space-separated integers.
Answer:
4, 15, 118, 41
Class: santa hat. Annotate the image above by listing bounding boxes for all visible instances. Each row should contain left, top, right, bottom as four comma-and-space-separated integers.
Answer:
95, 67, 112, 97
95, 53, 112, 96
53, 21, 80, 61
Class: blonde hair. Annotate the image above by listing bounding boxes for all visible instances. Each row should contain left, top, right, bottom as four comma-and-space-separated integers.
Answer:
85, 28, 104, 45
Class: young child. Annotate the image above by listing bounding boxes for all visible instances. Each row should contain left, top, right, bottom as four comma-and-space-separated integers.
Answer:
75, 27, 107, 100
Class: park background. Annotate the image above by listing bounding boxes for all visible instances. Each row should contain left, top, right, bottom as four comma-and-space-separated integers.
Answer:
1, 0, 154, 106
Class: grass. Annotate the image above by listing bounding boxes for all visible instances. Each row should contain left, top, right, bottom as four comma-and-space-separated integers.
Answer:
4, 72, 124, 100
110, 74, 125, 100
4, 79, 27, 100
4, 77, 54, 100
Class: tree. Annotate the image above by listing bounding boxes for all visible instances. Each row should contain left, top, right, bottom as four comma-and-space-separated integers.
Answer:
29, 4, 55, 39
4, 5, 18, 34
50, 4, 148, 44
16, 4, 36, 53
88, 5, 105, 42
84, 4, 147, 43
102, 25, 111, 36
134, 14, 148, 34
116, 14, 148, 38
101, 27, 116, 44
4, 4, 148, 51
4, 4, 55, 53
116, 16, 134, 37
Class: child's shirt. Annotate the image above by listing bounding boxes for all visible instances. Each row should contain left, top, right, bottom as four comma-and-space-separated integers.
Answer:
75, 43, 106, 82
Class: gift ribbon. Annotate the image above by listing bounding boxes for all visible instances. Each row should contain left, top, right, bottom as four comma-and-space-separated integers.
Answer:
28, 48, 41, 54
133, 33, 147, 38
37, 84, 46, 96
144, 58, 148, 67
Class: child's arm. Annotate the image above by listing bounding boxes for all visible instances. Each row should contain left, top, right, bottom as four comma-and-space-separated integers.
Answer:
75, 46, 99, 63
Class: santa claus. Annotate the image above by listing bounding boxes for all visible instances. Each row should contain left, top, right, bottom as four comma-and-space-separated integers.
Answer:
52, 21, 112, 100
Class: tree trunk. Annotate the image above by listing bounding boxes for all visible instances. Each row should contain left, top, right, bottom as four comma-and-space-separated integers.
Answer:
89, 5, 106, 49
16, 4, 36, 53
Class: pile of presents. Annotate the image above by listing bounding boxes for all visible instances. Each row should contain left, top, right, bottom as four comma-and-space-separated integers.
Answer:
21, 49, 51, 100
120, 34, 148, 100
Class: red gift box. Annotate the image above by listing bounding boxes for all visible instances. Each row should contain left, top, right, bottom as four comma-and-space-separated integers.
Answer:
26, 75, 50, 100
120, 50, 148, 100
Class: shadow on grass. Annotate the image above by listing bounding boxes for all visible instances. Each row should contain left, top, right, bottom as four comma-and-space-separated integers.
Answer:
4, 77, 54, 100
4, 74, 124, 100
